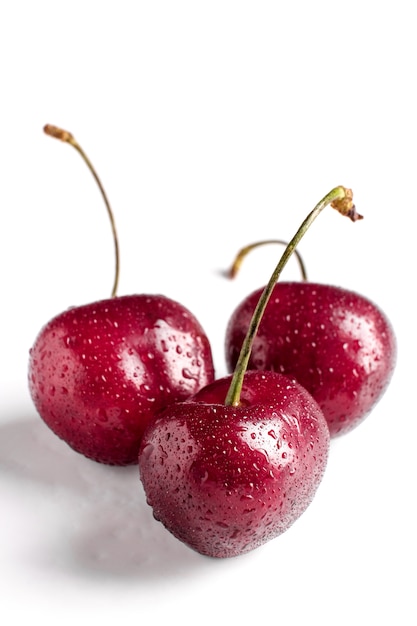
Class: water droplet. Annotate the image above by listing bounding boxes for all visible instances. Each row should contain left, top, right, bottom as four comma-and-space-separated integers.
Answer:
200, 470, 209, 484
141, 443, 154, 461
97, 408, 108, 422
182, 368, 198, 381
216, 521, 229, 529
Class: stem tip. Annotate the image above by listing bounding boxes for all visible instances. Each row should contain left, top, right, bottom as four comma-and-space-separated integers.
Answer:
331, 187, 363, 222
44, 124, 75, 144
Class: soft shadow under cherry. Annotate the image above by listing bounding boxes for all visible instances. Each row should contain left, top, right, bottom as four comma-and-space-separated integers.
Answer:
0, 415, 207, 581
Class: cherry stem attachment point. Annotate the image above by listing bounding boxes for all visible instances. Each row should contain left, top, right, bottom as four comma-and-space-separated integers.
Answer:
44, 124, 120, 298
228, 239, 308, 282
224, 186, 362, 407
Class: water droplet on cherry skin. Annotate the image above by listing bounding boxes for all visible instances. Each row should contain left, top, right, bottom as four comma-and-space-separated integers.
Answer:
97, 408, 108, 423
182, 368, 198, 381
216, 521, 229, 529
140, 442, 155, 461
199, 470, 209, 484
160, 340, 169, 353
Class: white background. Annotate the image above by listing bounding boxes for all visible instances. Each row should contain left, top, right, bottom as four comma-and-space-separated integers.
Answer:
1, 2, 415, 625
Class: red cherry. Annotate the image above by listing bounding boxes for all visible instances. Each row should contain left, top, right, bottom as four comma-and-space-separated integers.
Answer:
139, 186, 357, 557
139, 370, 329, 558
29, 294, 214, 465
28, 126, 214, 465
225, 282, 396, 437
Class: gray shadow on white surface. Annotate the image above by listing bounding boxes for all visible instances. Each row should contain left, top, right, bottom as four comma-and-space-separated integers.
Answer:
0, 411, 208, 582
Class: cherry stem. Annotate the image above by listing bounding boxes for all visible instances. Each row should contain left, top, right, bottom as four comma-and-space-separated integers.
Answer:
224, 185, 362, 406
228, 239, 308, 282
43, 124, 120, 298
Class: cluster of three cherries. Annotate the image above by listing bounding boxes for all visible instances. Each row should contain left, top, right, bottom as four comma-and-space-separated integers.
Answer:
28, 126, 396, 559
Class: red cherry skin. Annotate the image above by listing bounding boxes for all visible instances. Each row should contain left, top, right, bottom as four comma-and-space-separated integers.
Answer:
138, 370, 329, 558
225, 282, 396, 436
29, 294, 215, 465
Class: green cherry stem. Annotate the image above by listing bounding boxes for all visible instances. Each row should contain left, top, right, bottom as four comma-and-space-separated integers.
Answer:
44, 124, 120, 298
224, 185, 363, 407
228, 239, 309, 282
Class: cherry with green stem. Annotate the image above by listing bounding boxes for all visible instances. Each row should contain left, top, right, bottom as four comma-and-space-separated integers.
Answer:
139, 186, 357, 558
29, 124, 215, 466
225, 187, 361, 407
225, 190, 396, 437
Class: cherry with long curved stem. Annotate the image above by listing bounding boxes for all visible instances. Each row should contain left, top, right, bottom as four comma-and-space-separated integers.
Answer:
30, 125, 216, 466
44, 124, 120, 298
138, 186, 361, 558
224, 185, 362, 407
